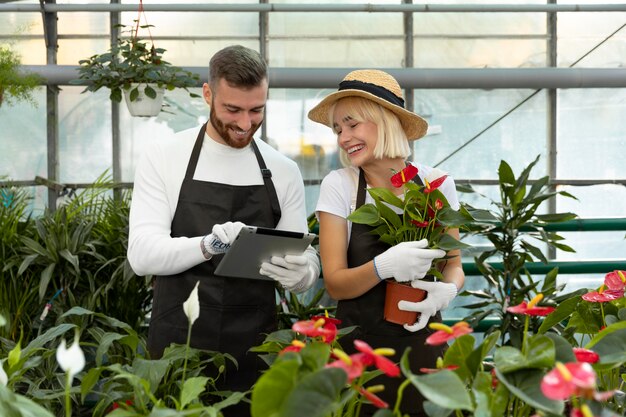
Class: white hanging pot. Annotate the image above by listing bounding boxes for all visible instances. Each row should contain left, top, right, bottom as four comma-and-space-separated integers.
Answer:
123, 83, 165, 117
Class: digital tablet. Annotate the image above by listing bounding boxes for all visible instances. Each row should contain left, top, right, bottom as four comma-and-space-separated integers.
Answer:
214, 226, 316, 280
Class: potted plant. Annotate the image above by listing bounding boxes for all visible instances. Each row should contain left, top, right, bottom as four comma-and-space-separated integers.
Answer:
0, 45, 42, 108
347, 165, 472, 324
71, 24, 200, 117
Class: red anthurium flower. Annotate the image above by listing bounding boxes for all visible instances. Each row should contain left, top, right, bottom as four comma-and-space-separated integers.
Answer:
434, 198, 444, 210
581, 285, 623, 303
540, 362, 596, 400
570, 404, 595, 417
358, 385, 388, 409
390, 165, 418, 188
424, 175, 448, 194
603, 270, 626, 292
507, 294, 555, 316
310, 314, 342, 326
425, 321, 473, 346
280, 339, 306, 355
572, 348, 600, 364
292, 317, 338, 343
410, 220, 429, 228
326, 349, 366, 382
353, 340, 400, 377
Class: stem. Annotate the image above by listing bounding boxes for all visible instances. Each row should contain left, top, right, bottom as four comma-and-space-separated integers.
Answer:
600, 302, 606, 327
182, 321, 192, 388
393, 379, 411, 415
522, 315, 529, 355
65, 372, 71, 417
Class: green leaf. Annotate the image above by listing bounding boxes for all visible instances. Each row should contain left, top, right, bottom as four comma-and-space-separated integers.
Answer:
534, 213, 577, 223
132, 358, 170, 394
251, 359, 300, 417
407, 370, 473, 411
38, 263, 56, 301
467, 331, 500, 377
497, 160, 515, 186
180, 376, 209, 409
347, 204, 380, 226
435, 233, 472, 251
538, 295, 581, 333
367, 187, 404, 208
588, 327, 626, 364
495, 368, 563, 415
422, 401, 453, 417
543, 333, 576, 363
144, 85, 157, 99
442, 334, 475, 381
494, 335, 554, 373
281, 368, 347, 417
375, 199, 402, 229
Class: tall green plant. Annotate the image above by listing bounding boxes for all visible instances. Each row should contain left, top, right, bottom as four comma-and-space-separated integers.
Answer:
460, 155, 578, 346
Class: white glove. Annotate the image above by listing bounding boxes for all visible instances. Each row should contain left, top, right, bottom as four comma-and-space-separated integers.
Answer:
398, 280, 458, 332
259, 254, 314, 293
374, 239, 445, 282
201, 221, 245, 259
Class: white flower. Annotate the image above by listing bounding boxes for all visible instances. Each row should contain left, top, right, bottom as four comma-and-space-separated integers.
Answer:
425, 167, 448, 183
56, 334, 85, 382
0, 359, 7, 386
183, 281, 200, 326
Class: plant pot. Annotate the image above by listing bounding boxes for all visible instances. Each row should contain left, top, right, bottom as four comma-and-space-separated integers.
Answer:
383, 279, 427, 325
123, 83, 165, 117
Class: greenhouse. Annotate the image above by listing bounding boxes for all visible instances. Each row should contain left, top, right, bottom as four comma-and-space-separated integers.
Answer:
0, 1, 625, 416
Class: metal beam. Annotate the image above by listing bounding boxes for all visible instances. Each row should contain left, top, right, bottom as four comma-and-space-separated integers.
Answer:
3, 3, 626, 13
24, 65, 626, 89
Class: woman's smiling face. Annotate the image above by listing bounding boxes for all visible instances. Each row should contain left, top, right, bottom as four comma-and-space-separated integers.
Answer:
332, 99, 379, 167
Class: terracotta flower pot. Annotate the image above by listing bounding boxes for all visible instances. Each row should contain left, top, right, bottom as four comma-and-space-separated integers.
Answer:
383, 279, 427, 325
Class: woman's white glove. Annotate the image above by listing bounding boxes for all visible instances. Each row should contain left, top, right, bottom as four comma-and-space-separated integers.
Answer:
260, 254, 316, 293
398, 280, 458, 332
201, 221, 246, 259
373, 239, 445, 282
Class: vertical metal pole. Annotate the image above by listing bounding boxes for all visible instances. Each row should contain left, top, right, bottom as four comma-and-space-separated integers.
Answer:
403, 0, 415, 159
40, 0, 59, 210
111, 0, 121, 199
547, 0, 558, 260
259, 0, 269, 143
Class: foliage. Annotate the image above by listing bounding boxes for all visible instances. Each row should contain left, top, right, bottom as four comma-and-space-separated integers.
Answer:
71, 24, 199, 104
459, 155, 579, 346
0, 174, 151, 342
0, 45, 42, 108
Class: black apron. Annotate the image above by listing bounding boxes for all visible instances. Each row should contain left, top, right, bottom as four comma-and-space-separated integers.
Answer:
337, 168, 446, 417
147, 123, 281, 399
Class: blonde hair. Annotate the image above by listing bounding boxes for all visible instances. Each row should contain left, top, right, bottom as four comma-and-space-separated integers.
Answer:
329, 96, 410, 167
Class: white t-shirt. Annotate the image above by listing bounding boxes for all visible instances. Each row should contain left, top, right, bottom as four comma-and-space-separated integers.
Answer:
128, 125, 316, 277
315, 163, 460, 243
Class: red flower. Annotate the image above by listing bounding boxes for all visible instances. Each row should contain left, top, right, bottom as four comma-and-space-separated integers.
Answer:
434, 198, 444, 210
292, 317, 338, 343
358, 385, 388, 409
410, 220, 429, 228
540, 362, 596, 400
603, 270, 626, 292
424, 175, 448, 194
570, 404, 594, 417
353, 340, 400, 377
279, 339, 306, 355
506, 294, 555, 316
425, 321, 473, 346
326, 349, 366, 382
572, 348, 600, 364
390, 165, 418, 187
582, 285, 623, 303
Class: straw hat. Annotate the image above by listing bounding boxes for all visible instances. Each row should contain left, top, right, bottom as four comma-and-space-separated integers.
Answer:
307, 69, 428, 141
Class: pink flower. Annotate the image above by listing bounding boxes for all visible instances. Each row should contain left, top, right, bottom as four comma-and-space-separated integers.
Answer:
326, 349, 366, 382
410, 220, 429, 228
292, 317, 338, 343
582, 285, 623, 303
279, 339, 306, 355
353, 340, 400, 377
603, 270, 625, 292
390, 165, 418, 188
357, 386, 388, 409
572, 348, 600, 364
507, 294, 555, 316
540, 362, 596, 400
425, 322, 473, 346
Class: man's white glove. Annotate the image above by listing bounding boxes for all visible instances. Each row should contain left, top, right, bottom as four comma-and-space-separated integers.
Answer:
398, 280, 458, 332
201, 221, 245, 260
373, 239, 445, 282
259, 254, 314, 293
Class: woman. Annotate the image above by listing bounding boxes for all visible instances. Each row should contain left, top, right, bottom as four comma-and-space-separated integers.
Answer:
309, 69, 465, 416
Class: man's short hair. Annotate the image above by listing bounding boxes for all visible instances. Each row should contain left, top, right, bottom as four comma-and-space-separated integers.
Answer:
209, 45, 267, 89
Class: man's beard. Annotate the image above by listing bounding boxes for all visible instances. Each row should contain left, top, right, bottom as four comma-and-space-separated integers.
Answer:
209, 105, 262, 149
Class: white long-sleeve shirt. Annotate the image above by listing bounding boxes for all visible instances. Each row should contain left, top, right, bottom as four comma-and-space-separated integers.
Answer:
128, 125, 319, 280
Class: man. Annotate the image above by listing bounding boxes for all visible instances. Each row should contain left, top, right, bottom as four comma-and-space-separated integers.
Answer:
127, 45, 320, 413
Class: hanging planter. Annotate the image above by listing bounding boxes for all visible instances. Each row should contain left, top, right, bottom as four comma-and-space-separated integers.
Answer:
123, 83, 165, 117
383, 280, 426, 325
70, 1, 199, 116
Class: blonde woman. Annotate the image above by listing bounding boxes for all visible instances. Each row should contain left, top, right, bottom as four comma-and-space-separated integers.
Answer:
310, 70, 464, 416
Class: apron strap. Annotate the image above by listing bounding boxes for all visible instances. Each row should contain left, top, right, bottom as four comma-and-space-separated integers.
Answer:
251, 140, 282, 227
184, 122, 208, 180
